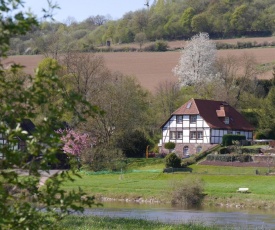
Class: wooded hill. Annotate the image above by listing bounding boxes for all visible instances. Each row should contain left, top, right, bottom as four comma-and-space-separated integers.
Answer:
9, 0, 275, 55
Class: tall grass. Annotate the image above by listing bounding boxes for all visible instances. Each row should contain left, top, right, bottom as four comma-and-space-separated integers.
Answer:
60, 215, 221, 230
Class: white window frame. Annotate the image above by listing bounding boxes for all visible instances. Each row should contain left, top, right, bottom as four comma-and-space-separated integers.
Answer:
190, 131, 203, 140
170, 131, 183, 140
170, 131, 177, 140
190, 131, 197, 139
177, 131, 183, 139
197, 131, 203, 139
224, 117, 230, 124
176, 116, 183, 124
190, 115, 197, 123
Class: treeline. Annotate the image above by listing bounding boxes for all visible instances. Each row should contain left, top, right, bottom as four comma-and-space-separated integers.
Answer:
8, 0, 275, 55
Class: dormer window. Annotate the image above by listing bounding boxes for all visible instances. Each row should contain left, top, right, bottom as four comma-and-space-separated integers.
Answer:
190, 115, 197, 123
224, 117, 229, 124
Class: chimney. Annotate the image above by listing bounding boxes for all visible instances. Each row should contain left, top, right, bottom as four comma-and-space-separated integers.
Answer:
220, 102, 229, 113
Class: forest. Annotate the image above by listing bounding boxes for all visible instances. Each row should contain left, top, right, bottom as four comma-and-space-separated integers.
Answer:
8, 0, 275, 55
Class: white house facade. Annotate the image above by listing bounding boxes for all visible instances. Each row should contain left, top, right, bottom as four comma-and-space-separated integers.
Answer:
159, 98, 254, 156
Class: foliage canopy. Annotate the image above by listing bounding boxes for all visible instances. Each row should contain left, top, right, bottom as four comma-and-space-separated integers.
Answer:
0, 1, 100, 229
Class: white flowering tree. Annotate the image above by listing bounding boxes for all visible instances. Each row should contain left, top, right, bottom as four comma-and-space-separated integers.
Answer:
173, 33, 217, 86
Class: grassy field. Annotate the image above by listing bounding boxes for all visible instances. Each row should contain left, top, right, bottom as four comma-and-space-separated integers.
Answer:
60, 215, 220, 230
62, 159, 275, 208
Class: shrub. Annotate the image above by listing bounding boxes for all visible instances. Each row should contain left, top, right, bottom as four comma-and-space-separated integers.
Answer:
237, 154, 252, 163
206, 154, 252, 162
143, 43, 155, 51
255, 131, 267, 139
164, 142, 175, 150
165, 153, 181, 168
219, 147, 230, 154
222, 134, 246, 146
256, 129, 275, 139
241, 148, 261, 154
181, 158, 196, 167
170, 177, 205, 207
116, 130, 151, 158
206, 154, 235, 162
155, 40, 168, 51
84, 147, 126, 172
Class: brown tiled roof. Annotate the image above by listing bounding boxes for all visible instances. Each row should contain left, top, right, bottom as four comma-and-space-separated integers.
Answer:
162, 98, 254, 131
172, 98, 199, 115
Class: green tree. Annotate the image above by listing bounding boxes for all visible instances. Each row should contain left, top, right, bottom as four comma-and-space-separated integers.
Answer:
164, 14, 181, 39
134, 32, 147, 50
117, 130, 151, 158
0, 1, 99, 228
191, 13, 210, 33
180, 7, 195, 35
230, 4, 250, 34
258, 87, 275, 137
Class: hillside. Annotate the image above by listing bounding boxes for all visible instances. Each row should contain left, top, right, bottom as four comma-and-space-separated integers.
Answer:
7, 0, 275, 56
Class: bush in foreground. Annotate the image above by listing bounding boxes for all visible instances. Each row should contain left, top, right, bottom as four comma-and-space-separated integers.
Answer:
170, 177, 205, 207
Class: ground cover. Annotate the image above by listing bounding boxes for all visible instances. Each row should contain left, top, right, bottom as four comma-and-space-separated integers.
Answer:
60, 215, 219, 230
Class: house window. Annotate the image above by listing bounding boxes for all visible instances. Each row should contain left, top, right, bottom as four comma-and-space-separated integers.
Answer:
170, 131, 177, 140
196, 146, 202, 153
228, 131, 233, 134
190, 115, 197, 123
176, 116, 183, 124
224, 117, 229, 124
236, 131, 240, 135
183, 146, 189, 154
190, 131, 203, 140
190, 131, 197, 139
170, 131, 183, 140
197, 131, 203, 139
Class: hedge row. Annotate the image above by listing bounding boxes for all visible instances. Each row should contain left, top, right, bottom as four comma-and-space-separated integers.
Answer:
216, 41, 275, 50
222, 134, 246, 146
219, 147, 261, 154
206, 154, 253, 162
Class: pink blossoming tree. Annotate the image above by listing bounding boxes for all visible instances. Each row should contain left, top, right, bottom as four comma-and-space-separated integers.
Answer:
57, 129, 90, 156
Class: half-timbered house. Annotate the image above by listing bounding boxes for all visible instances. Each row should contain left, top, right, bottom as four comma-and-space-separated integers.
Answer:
159, 98, 254, 156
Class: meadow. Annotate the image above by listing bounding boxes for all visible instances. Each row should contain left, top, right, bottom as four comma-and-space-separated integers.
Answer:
62, 159, 275, 209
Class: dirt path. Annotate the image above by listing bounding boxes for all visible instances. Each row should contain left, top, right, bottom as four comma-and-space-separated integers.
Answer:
15, 169, 62, 187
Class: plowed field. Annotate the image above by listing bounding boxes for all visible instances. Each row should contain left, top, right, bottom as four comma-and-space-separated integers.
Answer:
3, 46, 275, 93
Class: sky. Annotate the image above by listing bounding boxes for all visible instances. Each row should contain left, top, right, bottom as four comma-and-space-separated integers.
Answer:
23, 0, 147, 22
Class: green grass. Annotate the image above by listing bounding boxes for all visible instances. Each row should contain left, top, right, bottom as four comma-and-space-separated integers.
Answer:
190, 164, 269, 175
61, 157, 275, 208
62, 166, 275, 208
126, 158, 165, 170
60, 215, 221, 230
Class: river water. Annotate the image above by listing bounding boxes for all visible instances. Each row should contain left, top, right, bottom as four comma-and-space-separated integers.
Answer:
83, 202, 275, 229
